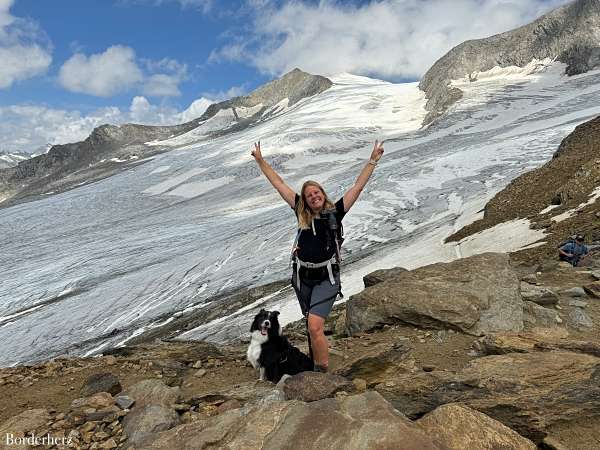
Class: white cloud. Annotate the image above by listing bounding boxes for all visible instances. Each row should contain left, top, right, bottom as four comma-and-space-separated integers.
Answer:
58, 47, 189, 98
0, 0, 52, 88
201, 85, 248, 102
141, 58, 187, 97
127, 0, 213, 14
58, 46, 144, 97
178, 97, 213, 122
0, 95, 217, 152
143, 74, 182, 97
213, 0, 572, 79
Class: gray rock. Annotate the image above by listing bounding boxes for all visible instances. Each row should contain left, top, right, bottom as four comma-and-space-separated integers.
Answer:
121, 379, 181, 408
417, 404, 536, 450
590, 270, 600, 280
521, 274, 539, 285
333, 341, 412, 385
145, 391, 440, 450
80, 372, 121, 397
562, 287, 587, 297
375, 351, 600, 444
523, 301, 561, 328
520, 282, 559, 306
186, 380, 285, 409
0, 409, 51, 442
420, 0, 600, 124
568, 300, 588, 308
568, 307, 594, 329
363, 267, 409, 288
346, 253, 523, 336
122, 404, 180, 447
281, 372, 354, 402
115, 395, 135, 409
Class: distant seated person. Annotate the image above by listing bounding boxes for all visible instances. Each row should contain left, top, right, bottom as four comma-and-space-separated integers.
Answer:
558, 234, 589, 266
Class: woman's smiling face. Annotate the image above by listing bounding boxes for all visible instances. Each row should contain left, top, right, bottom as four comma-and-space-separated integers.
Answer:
303, 185, 325, 212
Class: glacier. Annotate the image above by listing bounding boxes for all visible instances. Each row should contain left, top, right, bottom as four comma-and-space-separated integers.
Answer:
1, 64, 600, 366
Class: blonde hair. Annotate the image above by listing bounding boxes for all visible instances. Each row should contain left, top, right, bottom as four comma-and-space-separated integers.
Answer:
296, 180, 335, 229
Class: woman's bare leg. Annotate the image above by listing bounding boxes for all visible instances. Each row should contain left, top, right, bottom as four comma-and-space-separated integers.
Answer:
307, 313, 328, 369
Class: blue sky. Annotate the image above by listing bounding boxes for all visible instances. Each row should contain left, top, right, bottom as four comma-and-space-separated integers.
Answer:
0, 0, 570, 152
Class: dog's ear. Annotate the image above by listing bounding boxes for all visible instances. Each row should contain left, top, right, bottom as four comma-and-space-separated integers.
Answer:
272, 311, 280, 317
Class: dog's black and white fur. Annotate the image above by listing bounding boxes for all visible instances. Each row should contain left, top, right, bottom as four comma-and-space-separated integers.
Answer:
247, 309, 314, 383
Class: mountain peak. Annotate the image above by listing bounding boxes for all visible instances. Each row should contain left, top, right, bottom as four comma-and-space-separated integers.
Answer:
420, 0, 600, 124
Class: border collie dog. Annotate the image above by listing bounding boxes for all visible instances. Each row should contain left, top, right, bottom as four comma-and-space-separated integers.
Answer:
247, 309, 314, 383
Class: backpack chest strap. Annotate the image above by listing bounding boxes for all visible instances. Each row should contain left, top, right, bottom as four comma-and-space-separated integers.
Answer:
294, 256, 337, 289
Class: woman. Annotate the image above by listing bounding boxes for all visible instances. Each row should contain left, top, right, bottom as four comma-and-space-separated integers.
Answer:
251, 140, 384, 373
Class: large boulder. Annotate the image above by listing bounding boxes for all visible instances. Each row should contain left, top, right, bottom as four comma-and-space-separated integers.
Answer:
375, 351, 600, 443
474, 331, 600, 358
363, 267, 409, 288
146, 391, 441, 449
333, 341, 412, 385
122, 404, 180, 448
185, 380, 285, 409
79, 372, 121, 397
346, 253, 523, 336
0, 409, 51, 450
120, 379, 181, 408
417, 404, 536, 450
281, 372, 354, 402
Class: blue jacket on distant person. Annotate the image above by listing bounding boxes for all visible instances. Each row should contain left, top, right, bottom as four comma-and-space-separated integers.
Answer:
559, 238, 589, 266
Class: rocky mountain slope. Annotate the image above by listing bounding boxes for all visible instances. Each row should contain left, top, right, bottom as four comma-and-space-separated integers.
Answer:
447, 114, 600, 265
420, 0, 600, 123
0, 69, 331, 207
2, 247, 599, 449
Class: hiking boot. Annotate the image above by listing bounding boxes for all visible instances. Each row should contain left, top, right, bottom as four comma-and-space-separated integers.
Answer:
313, 364, 328, 373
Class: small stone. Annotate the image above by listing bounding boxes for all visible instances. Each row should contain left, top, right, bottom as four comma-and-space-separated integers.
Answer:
562, 287, 587, 297
99, 438, 118, 449
202, 405, 219, 416
81, 421, 97, 433
68, 429, 81, 441
422, 365, 436, 372
192, 361, 203, 369
94, 431, 111, 440
352, 378, 367, 392
194, 369, 207, 378
115, 395, 135, 410
173, 403, 191, 412
568, 300, 588, 308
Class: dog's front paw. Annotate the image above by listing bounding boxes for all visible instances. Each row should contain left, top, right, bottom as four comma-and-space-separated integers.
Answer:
259, 367, 266, 381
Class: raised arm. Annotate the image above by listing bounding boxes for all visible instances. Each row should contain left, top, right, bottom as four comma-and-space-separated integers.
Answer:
343, 140, 384, 212
251, 141, 296, 208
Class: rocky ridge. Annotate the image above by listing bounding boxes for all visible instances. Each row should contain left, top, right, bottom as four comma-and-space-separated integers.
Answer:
0, 69, 332, 208
420, 0, 600, 124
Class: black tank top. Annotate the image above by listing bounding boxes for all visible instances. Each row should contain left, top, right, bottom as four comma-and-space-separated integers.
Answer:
292, 193, 346, 263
